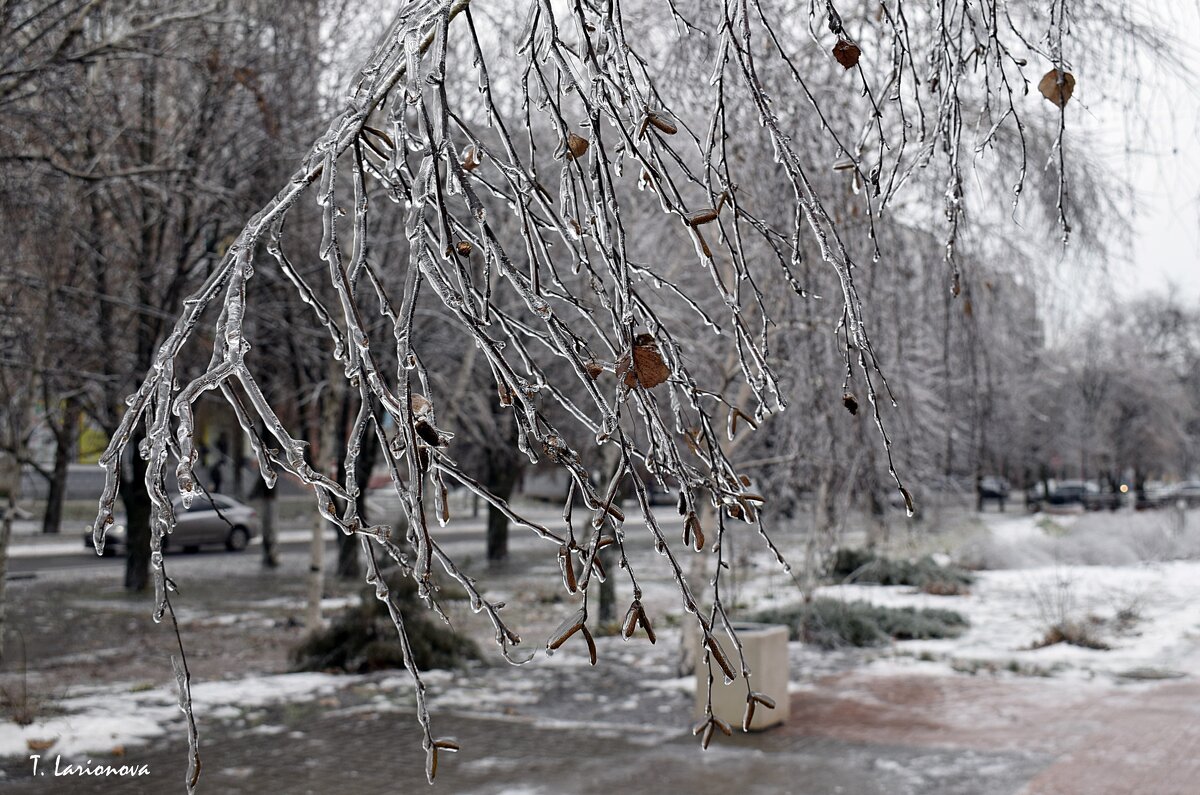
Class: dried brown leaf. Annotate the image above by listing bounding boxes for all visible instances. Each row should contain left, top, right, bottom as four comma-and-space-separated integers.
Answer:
1038, 69, 1075, 107
410, 393, 432, 416
619, 334, 670, 388
566, 131, 589, 160
833, 38, 861, 69
843, 392, 859, 415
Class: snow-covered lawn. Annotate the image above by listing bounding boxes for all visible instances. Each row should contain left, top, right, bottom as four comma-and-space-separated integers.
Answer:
806, 512, 1200, 682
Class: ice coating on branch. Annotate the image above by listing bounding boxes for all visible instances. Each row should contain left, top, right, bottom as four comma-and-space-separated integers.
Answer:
80, 0, 948, 781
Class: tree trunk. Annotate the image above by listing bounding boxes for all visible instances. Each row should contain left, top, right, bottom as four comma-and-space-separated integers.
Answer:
335, 396, 377, 580
123, 434, 153, 592
596, 447, 623, 623
484, 489, 513, 564
486, 464, 518, 563
306, 367, 342, 630
231, 425, 245, 501
42, 400, 78, 534
259, 483, 278, 569
0, 459, 18, 663
124, 32, 158, 594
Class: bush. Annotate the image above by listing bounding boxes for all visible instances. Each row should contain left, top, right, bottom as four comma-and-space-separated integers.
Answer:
1031, 621, 1110, 651
291, 569, 480, 674
829, 548, 974, 592
752, 598, 969, 649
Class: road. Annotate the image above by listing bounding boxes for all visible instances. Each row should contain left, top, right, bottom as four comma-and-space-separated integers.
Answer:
5, 525, 493, 577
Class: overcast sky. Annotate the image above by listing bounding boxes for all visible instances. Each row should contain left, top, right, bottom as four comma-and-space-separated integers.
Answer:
1103, 1, 1200, 300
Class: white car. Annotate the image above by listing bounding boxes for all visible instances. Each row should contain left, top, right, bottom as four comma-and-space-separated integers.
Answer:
84, 494, 259, 555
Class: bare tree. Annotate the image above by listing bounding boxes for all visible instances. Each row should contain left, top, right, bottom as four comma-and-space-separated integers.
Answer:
37, 0, 1167, 787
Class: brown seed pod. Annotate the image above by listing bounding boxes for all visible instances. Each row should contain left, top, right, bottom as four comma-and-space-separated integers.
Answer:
547, 608, 586, 650
566, 131, 589, 159
706, 636, 737, 682
461, 144, 481, 171
833, 38, 861, 69
621, 601, 641, 639
639, 606, 656, 644
581, 624, 598, 665
558, 544, 578, 593
455, 240, 473, 257
683, 511, 704, 551
415, 420, 442, 447
584, 360, 604, 380
647, 112, 678, 135
426, 746, 439, 782
751, 691, 777, 710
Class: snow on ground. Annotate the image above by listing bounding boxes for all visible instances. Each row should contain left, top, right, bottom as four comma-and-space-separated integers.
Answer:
6, 506, 1199, 766
0, 672, 348, 759
811, 511, 1200, 682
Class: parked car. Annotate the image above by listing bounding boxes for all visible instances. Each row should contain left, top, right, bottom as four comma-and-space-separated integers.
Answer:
84, 494, 259, 555
1082, 489, 1123, 512
1163, 481, 1200, 508
1026, 480, 1086, 512
979, 476, 1010, 500
977, 476, 1010, 511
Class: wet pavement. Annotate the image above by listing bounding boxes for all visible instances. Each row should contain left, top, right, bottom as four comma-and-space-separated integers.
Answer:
2, 519, 1199, 794
0, 698, 1049, 794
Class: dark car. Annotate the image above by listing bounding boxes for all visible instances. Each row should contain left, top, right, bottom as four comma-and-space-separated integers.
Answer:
1083, 489, 1123, 512
85, 494, 259, 555
979, 476, 1010, 499
1026, 481, 1089, 512
977, 476, 1011, 511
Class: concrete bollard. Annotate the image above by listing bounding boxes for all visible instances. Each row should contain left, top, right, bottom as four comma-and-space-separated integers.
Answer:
694, 622, 790, 731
